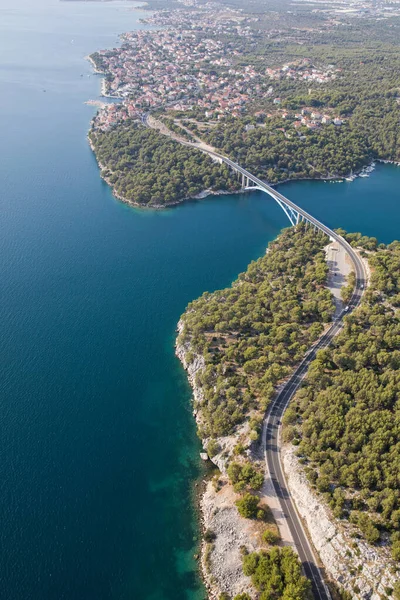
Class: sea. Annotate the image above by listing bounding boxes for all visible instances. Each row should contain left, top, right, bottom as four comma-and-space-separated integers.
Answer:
0, 1, 399, 599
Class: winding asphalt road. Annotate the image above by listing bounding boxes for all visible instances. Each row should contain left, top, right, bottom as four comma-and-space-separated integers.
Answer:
264, 320, 350, 600
143, 114, 367, 597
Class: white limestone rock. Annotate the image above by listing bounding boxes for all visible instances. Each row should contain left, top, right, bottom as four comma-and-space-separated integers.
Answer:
282, 445, 399, 599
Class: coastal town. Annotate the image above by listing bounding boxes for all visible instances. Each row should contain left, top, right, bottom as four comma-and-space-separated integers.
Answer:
88, 5, 345, 133
2, 0, 400, 600
89, 26, 267, 121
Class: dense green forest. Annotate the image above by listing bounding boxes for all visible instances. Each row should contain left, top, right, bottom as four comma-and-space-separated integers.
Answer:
202, 119, 370, 184
89, 122, 238, 206
287, 239, 400, 560
178, 225, 334, 442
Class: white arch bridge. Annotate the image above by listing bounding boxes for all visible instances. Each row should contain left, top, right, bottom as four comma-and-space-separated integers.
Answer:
206, 149, 366, 287
214, 152, 331, 230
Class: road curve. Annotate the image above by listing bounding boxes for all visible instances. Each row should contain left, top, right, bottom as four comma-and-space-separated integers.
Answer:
143, 115, 367, 597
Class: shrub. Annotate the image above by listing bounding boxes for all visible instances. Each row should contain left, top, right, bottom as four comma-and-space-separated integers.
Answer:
282, 407, 297, 426
233, 443, 245, 455
242, 547, 310, 599
282, 425, 296, 442
207, 439, 220, 458
394, 582, 400, 600
204, 529, 216, 543
233, 481, 246, 493
236, 493, 260, 519
391, 541, 400, 561
262, 529, 280, 544
316, 475, 331, 493
227, 461, 264, 491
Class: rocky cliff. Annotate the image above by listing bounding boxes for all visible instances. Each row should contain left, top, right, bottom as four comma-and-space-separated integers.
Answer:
282, 445, 398, 599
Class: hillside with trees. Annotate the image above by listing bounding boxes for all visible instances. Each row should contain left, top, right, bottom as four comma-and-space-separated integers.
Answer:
89, 121, 239, 206
177, 224, 334, 445
202, 119, 371, 184
287, 238, 400, 561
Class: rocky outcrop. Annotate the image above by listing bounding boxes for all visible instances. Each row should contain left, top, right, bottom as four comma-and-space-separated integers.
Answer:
201, 479, 264, 599
176, 320, 251, 474
282, 445, 399, 599
176, 321, 265, 597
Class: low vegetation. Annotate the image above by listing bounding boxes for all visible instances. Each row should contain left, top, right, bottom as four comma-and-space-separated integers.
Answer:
235, 493, 262, 519
242, 547, 312, 599
227, 461, 264, 492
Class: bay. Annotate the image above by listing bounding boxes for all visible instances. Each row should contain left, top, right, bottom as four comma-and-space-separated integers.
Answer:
0, 1, 399, 600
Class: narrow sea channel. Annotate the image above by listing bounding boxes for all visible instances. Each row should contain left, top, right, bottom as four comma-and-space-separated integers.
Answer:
0, 1, 399, 599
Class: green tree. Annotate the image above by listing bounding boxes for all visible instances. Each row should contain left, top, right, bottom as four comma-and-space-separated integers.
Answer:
236, 494, 260, 519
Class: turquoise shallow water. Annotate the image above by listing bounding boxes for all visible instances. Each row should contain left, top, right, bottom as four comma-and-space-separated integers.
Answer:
0, 1, 399, 599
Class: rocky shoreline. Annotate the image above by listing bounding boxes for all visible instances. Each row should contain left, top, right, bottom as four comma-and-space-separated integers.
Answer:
176, 322, 268, 598
177, 329, 399, 600
175, 250, 398, 600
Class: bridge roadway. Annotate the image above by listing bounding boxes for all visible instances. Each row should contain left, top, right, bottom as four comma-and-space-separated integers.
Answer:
152, 123, 367, 278
144, 115, 367, 598
205, 151, 367, 598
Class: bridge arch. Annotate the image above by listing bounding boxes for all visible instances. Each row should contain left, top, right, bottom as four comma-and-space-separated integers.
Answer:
246, 185, 313, 228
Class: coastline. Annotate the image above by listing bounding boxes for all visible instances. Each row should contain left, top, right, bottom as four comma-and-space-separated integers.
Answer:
85, 54, 104, 75
88, 118, 400, 599
84, 27, 400, 599
87, 132, 391, 211
85, 48, 400, 208
173, 240, 389, 599
174, 260, 338, 598
87, 133, 244, 209
86, 54, 120, 99
175, 322, 268, 599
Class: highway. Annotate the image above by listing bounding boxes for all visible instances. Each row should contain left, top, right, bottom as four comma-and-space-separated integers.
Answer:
264, 320, 346, 600
143, 115, 367, 597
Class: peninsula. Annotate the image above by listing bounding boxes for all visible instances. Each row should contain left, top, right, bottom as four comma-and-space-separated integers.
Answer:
88, 0, 400, 207
86, 0, 400, 598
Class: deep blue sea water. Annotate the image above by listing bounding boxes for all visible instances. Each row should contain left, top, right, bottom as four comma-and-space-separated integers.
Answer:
0, 1, 399, 600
